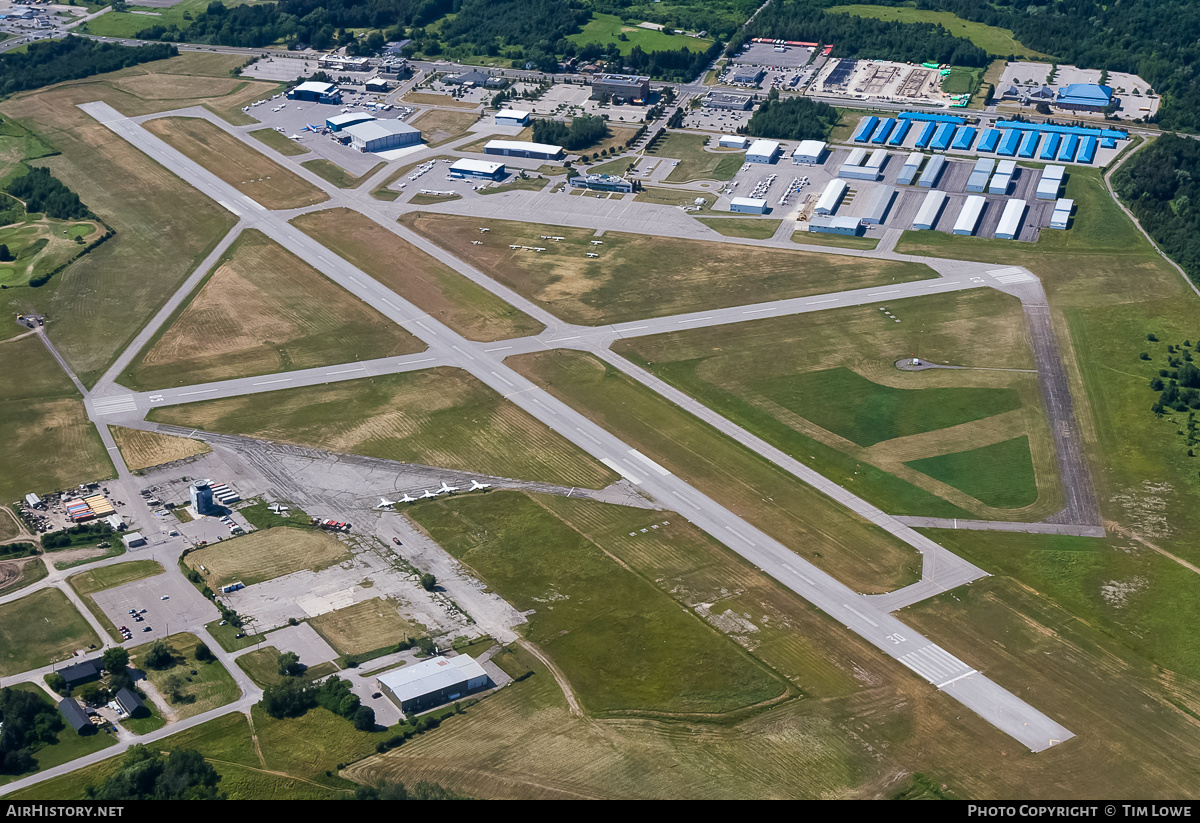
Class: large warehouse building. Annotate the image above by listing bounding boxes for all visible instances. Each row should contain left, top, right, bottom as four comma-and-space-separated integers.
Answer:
996, 199, 1028, 240
288, 81, 340, 104
746, 140, 780, 164
377, 654, 491, 715
730, 196, 768, 214
450, 158, 506, 180
344, 120, 422, 153
591, 74, 650, 103
704, 92, 754, 111
791, 140, 826, 164
484, 140, 564, 160
326, 112, 375, 133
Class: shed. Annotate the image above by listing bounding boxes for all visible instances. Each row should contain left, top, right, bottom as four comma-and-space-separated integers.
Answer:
122, 532, 146, 548
58, 699, 92, 735
720, 135, 750, 150
897, 152, 924, 186
965, 157, 994, 193
887, 119, 912, 146
912, 190, 947, 230
953, 195, 986, 235
995, 199, 1027, 240
914, 121, 937, 149
1049, 198, 1073, 229
115, 688, 148, 718
1017, 131, 1040, 159
978, 128, 1001, 153
814, 179, 848, 215
853, 116, 879, 143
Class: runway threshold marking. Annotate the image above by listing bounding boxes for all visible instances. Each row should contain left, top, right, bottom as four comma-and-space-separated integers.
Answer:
600, 457, 643, 485
627, 449, 670, 476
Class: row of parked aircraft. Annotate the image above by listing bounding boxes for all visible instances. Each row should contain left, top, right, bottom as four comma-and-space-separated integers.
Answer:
376, 480, 492, 509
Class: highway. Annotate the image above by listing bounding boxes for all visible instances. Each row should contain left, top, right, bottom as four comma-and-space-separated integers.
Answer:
68, 100, 1076, 753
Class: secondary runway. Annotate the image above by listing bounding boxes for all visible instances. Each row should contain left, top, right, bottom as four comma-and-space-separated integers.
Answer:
78, 100, 1075, 751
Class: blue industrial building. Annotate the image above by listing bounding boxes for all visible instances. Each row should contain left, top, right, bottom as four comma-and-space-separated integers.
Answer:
1078, 136, 1098, 164
870, 119, 895, 144
853, 116, 879, 143
914, 121, 936, 149
887, 119, 911, 146
1057, 134, 1079, 162
950, 127, 976, 151
930, 122, 955, 151
898, 112, 965, 125
1038, 133, 1061, 161
1055, 84, 1114, 113
1017, 131, 1040, 158
978, 128, 1001, 153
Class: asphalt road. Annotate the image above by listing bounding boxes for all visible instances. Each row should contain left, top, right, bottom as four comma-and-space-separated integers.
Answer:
70, 101, 1075, 753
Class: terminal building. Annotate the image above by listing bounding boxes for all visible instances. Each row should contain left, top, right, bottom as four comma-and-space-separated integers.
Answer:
376, 654, 491, 715
483, 140, 564, 161
288, 81, 341, 104
570, 173, 633, 193
703, 92, 754, 111
343, 120, 422, 152
591, 74, 650, 103
450, 158, 506, 180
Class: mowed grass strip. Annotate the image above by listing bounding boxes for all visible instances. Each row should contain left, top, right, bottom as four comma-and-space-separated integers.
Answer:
756, 366, 1022, 447
905, 436, 1038, 509
408, 491, 787, 715
249, 127, 310, 156
0, 54, 268, 386
0, 336, 113, 503
119, 229, 424, 390
792, 229, 879, 250
291, 208, 544, 342
300, 158, 384, 189
507, 350, 923, 593
109, 425, 210, 472
401, 213, 936, 325
149, 367, 618, 489
696, 217, 782, 239
0, 588, 101, 676
653, 133, 744, 183
68, 559, 164, 597
184, 528, 350, 589
144, 116, 329, 210
308, 597, 424, 656
127, 632, 240, 721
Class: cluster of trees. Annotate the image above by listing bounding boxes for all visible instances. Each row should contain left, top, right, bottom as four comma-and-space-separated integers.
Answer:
85, 745, 222, 800
1142, 335, 1200, 415
437, 0, 588, 61
0, 687, 63, 775
40, 521, 112, 550
622, 41, 721, 83
746, 0, 989, 67
745, 93, 839, 140
355, 779, 464, 800
587, 0, 759, 41
136, 0, 449, 51
902, 0, 1200, 130
0, 36, 177, 96
260, 654, 375, 731
1112, 135, 1200, 287
532, 114, 608, 150
6, 167, 90, 221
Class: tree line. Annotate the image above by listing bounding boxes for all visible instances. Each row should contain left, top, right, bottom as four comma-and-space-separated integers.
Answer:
0, 36, 176, 97
6, 166, 91, 221
744, 93, 839, 141
0, 687, 63, 776
532, 113, 608, 150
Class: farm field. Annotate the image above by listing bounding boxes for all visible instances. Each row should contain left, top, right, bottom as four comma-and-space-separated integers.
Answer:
0, 53, 273, 386
0, 684, 117, 788
183, 528, 350, 589
651, 133, 743, 183
507, 350, 923, 593
0, 588, 100, 677
695, 217, 782, 239
118, 229, 424, 391
0, 335, 113, 505
248, 127, 310, 156
292, 209, 544, 342
567, 13, 714, 55
792, 229, 880, 250
408, 491, 788, 715
108, 425, 210, 472
127, 633, 240, 721
149, 367, 619, 490
143, 116, 329, 210
308, 597, 425, 657
826, 5, 1056, 59
400, 213, 935, 325
612, 288, 1061, 519
407, 108, 480, 147
300, 158, 384, 189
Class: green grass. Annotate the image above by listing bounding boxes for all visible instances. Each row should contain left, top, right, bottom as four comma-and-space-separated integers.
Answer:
826, 5, 1056, 59
0, 557, 47, 597
301, 158, 385, 189
0, 588, 101, 676
649, 132, 743, 183
756, 366, 1022, 447
128, 633, 241, 720
941, 66, 983, 96
792, 229, 879, 250
248, 128, 310, 156
478, 175, 549, 195
79, 0, 273, 39
238, 499, 311, 530
409, 192, 462, 205
633, 186, 720, 212
52, 543, 125, 572
695, 217, 782, 239
67, 559, 164, 597
206, 618, 268, 653
585, 156, 636, 177
408, 491, 787, 715
567, 12, 714, 56
906, 436, 1038, 508
235, 646, 339, 689
0, 684, 117, 787
148, 367, 619, 490
508, 350, 924, 594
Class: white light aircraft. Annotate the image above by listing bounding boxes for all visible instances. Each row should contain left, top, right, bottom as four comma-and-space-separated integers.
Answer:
438, 481, 460, 494
469, 481, 492, 491
399, 493, 418, 504
268, 503, 290, 514
421, 489, 440, 499
376, 498, 398, 509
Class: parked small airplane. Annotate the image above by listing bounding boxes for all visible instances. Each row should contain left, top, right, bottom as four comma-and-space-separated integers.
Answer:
268, 503, 290, 514
399, 493, 418, 504
421, 489, 440, 499
469, 480, 492, 491
438, 481, 460, 494
376, 497, 398, 509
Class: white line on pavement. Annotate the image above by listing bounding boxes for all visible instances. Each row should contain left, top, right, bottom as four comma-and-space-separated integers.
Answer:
842, 604, 879, 628
485, 346, 512, 352
253, 378, 292, 385
627, 449, 670, 476
678, 316, 713, 324
937, 670, 979, 689
806, 298, 838, 305
724, 525, 756, 547
325, 367, 365, 376
600, 457, 643, 485
178, 389, 218, 397
490, 371, 514, 387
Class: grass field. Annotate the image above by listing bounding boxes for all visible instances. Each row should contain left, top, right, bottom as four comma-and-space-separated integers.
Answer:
0, 53, 275, 386
0, 335, 113, 505
300, 158, 385, 189
237, 499, 310, 531
650, 133, 744, 183
612, 289, 1058, 520
248, 128, 310, 156
826, 5, 1056, 59
144, 116, 329, 210
184, 528, 351, 589
79, 0, 274, 39
0, 684, 117, 787
109, 425, 210, 472
408, 108, 480, 147
308, 597, 425, 657
409, 192, 462, 205
792, 229, 879, 250
149, 367, 618, 489
0, 588, 100, 676
567, 13, 714, 56
119, 229, 423, 390
235, 646, 340, 689
400, 213, 935, 326
906, 436, 1038, 508
0, 213, 103, 289
68, 559, 164, 597
478, 175, 549, 195
632, 186, 720, 212
402, 91, 479, 109
409, 491, 788, 715
128, 633, 240, 721
507, 350, 924, 593
292, 208, 544, 343
0, 557, 47, 597
695, 217, 782, 239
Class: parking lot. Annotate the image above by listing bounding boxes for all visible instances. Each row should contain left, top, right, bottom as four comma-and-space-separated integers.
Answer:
92, 572, 220, 645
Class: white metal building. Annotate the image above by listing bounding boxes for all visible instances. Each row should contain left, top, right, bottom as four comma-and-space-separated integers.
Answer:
808, 215, 861, 235
996, 198, 1027, 239
989, 159, 1017, 195
376, 655, 490, 714
912, 190, 948, 230
718, 135, 749, 149
343, 120, 422, 152
965, 157, 994, 193
326, 112, 375, 132
791, 140, 827, 164
495, 109, 531, 126
860, 185, 895, 225
484, 139, 564, 160
917, 154, 946, 188
1049, 197, 1073, 229
953, 195, 986, 235
844, 147, 867, 167
814, 179, 848, 214
730, 196, 768, 214
897, 152, 924, 186
450, 158, 506, 180
1036, 164, 1066, 200
746, 140, 781, 164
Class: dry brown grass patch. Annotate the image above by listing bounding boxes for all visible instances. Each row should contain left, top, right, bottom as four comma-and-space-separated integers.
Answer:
308, 597, 425, 656
109, 426, 210, 472
184, 528, 350, 589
